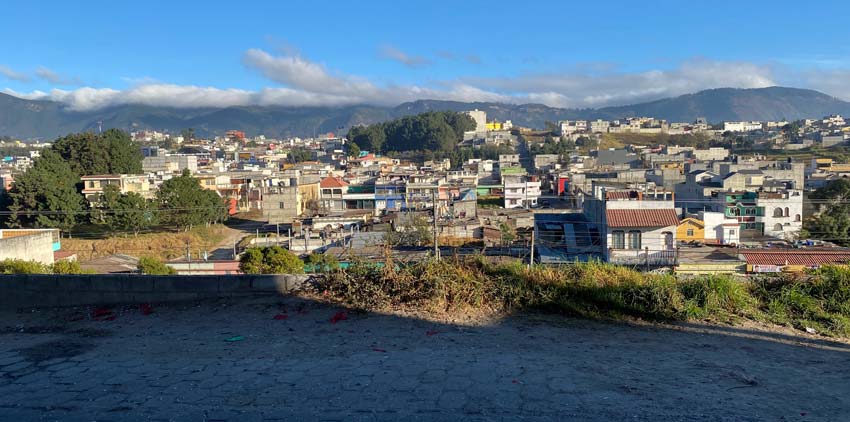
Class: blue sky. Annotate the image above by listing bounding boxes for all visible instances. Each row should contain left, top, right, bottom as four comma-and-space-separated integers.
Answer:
2, 0, 849, 110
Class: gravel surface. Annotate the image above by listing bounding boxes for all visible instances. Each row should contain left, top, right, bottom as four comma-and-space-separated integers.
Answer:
1, 296, 849, 421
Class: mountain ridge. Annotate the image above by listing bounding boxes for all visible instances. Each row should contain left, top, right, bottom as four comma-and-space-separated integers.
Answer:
2, 86, 849, 140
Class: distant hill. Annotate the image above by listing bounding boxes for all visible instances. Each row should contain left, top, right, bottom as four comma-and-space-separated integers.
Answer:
2, 87, 850, 140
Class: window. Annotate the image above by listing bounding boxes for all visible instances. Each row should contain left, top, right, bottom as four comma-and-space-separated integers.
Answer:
686, 229, 694, 237
785, 207, 790, 217
612, 231, 625, 249
628, 231, 642, 250
279, 202, 285, 209
773, 207, 783, 218
795, 214, 801, 222
774, 223, 783, 232
729, 229, 736, 235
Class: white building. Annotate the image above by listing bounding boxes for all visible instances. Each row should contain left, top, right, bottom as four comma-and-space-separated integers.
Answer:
583, 186, 679, 265
758, 190, 804, 239
503, 175, 540, 209
699, 211, 741, 246
590, 119, 610, 133
723, 121, 763, 132
692, 147, 730, 162
465, 109, 487, 133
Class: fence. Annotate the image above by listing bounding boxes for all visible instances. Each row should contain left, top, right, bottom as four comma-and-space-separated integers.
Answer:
0, 273, 312, 311
608, 248, 678, 267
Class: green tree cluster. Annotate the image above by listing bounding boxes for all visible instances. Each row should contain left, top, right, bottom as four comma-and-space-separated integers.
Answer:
5, 149, 84, 232
156, 169, 228, 231
347, 111, 475, 155
3, 129, 145, 233
137, 256, 177, 275
803, 179, 850, 245
95, 184, 159, 236
52, 129, 143, 175
287, 147, 314, 163
304, 252, 340, 273
239, 246, 305, 274
530, 136, 576, 157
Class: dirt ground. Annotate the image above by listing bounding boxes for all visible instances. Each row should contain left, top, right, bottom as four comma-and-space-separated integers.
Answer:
1, 296, 849, 421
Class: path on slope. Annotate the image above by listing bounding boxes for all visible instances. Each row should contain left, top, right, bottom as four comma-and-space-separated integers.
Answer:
1, 297, 848, 421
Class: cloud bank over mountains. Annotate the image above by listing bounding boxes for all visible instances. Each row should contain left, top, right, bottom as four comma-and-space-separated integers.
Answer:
3, 46, 850, 112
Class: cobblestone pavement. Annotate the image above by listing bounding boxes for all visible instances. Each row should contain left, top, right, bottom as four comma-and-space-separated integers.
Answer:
2, 296, 850, 421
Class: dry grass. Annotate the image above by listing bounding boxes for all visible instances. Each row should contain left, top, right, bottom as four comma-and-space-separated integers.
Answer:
314, 258, 850, 338
62, 225, 228, 261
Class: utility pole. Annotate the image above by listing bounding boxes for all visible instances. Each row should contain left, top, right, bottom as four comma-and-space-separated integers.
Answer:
186, 241, 191, 261
288, 228, 292, 251
276, 223, 280, 240
432, 190, 440, 260
529, 227, 535, 269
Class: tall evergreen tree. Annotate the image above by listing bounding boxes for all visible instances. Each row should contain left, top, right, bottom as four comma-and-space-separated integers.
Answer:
52, 129, 143, 175
6, 150, 84, 234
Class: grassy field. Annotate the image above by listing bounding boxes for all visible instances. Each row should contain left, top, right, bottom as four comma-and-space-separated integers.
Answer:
62, 225, 228, 261
314, 258, 850, 338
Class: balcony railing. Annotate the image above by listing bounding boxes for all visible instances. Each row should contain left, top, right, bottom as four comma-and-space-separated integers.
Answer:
608, 248, 677, 266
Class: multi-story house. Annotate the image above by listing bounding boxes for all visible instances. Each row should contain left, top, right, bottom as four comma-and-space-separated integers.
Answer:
503, 175, 540, 209
375, 176, 408, 212
709, 189, 803, 239
80, 174, 154, 204
583, 186, 679, 266
319, 176, 349, 213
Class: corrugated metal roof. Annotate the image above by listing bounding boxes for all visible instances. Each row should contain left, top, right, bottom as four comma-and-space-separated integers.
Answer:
606, 209, 679, 228
742, 249, 850, 266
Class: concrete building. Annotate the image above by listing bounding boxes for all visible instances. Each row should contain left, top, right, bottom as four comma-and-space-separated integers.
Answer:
143, 155, 198, 174
758, 190, 804, 239
582, 186, 678, 266
692, 147, 730, 162
464, 109, 487, 132
503, 175, 540, 209
723, 121, 762, 132
319, 176, 349, 213
699, 211, 741, 246
265, 185, 302, 224
80, 174, 154, 204
0, 229, 60, 265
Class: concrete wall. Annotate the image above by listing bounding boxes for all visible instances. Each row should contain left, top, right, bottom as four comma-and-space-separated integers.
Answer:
0, 231, 55, 265
0, 274, 312, 311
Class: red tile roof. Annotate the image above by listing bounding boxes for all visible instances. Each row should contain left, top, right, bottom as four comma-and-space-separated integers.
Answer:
606, 209, 679, 228
320, 176, 349, 188
605, 191, 639, 200
742, 249, 850, 266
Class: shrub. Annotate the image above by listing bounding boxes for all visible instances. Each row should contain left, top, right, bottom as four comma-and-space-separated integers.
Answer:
679, 274, 755, 320
751, 266, 850, 335
313, 258, 850, 338
0, 259, 50, 274
137, 256, 176, 275
304, 253, 340, 273
50, 260, 93, 274
239, 246, 304, 274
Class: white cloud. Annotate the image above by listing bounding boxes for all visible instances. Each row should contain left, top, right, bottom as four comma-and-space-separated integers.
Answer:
798, 69, 850, 101
378, 45, 430, 67
464, 58, 777, 108
0, 65, 31, 82
6, 50, 850, 112
35, 66, 83, 86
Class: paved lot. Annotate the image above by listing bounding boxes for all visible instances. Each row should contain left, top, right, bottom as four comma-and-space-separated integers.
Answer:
2, 296, 850, 421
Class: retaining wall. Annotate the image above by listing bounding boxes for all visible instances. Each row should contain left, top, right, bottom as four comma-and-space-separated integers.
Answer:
0, 274, 312, 311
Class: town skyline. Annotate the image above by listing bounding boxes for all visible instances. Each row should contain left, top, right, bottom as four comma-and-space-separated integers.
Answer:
3, 1, 850, 111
